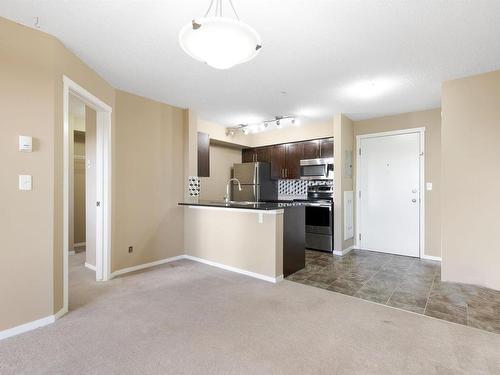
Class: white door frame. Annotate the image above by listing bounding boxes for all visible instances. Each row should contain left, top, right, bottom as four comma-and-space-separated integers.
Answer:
63, 76, 112, 315
355, 127, 425, 258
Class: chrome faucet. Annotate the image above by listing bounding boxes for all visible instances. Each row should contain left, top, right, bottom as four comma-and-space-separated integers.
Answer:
225, 178, 242, 202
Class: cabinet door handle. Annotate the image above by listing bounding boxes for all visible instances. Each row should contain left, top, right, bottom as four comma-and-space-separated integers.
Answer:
285, 168, 288, 178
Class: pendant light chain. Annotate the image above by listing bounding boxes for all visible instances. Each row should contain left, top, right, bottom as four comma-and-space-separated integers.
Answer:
203, 0, 240, 19
203, 0, 214, 17
229, 0, 240, 20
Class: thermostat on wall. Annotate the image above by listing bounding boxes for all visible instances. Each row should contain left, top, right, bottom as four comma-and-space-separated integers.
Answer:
19, 135, 33, 152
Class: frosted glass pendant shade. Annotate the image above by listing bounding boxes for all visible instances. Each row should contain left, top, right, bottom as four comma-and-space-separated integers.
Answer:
179, 17, 262, 70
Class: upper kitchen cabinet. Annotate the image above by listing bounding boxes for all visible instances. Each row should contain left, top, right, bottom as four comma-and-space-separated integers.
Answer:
197, 132, 210, 177
302, 140, 321, 159
242, 148, 255, 163
285, 142, 304, 179
255, 147, 271, 163
242, 147, 272, 163
320, 138, 334, 158
270, 144, 287, 179
241, 137, 332, 180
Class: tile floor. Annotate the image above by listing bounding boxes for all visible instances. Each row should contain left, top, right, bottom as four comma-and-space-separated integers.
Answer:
287, 249, 500, 334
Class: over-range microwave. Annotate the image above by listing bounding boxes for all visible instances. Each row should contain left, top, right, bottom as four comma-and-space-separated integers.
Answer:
300, 158, 334, 180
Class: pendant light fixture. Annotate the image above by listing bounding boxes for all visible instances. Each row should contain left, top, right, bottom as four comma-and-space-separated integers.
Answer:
179, 0, 262, 69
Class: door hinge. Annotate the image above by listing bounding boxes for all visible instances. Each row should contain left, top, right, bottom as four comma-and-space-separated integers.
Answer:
358, 190, 361, 199
359, 233, 361, 241
359, 148, 361, 156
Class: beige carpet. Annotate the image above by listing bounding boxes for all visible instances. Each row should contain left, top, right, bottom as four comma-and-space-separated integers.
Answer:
1, 253, 499, 375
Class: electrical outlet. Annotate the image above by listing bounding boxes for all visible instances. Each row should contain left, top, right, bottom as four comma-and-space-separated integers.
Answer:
128, 246, 133, 253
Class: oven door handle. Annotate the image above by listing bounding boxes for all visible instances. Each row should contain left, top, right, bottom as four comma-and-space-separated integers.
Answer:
306, 203, 332, 209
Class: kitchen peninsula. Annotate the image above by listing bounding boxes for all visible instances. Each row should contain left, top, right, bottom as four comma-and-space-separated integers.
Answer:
179, 200, 305, 282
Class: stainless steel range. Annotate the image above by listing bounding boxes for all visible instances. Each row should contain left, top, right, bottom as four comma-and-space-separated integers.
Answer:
295, 182, 334, 252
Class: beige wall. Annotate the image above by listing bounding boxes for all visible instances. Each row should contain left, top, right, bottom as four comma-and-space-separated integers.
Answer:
85, 107, 97, 267
113, 90, 185, 271
198, 119, 333, 149
200, 144, 242, 201
184, 110, 198, 199
0, 17, 188, 332
441, 70, 500, 290
198, 118, 250, 147
247, 121, 333, 147
353, 108, 442, 258
0, 18, 57, 331
333, 114, 354, 252
184, 207, 283, 278
73, 131, 86, 244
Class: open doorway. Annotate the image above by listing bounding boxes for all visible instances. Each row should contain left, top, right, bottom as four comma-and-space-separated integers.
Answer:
63, 76, 112, 316
67, 95, 98, 309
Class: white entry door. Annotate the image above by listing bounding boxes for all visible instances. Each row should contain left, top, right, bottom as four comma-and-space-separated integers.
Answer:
357, 131, 422, 257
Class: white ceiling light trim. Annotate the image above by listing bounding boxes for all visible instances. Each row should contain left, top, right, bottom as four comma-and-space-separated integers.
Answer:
179, 0, 262, 70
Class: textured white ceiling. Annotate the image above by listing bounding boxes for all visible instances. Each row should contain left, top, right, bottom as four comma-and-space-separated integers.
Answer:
2, 0, 500, 125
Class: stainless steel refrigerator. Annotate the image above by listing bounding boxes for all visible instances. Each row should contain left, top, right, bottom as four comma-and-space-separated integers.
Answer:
231, 162, 277, 202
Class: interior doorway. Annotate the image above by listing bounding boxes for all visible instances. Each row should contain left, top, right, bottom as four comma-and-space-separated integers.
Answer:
63, 76, 112, 316
356, 128, 424, 258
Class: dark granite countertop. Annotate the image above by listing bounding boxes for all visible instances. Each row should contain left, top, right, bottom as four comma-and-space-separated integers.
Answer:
178, 199, 307, 211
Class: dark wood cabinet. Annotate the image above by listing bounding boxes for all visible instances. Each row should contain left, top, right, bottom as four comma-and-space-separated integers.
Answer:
197, 132, 210, 177
241, 137, 333, 180
320, 139, 334, 158
285, 142, 303, 179
302, 140, 320, 160
255, 147, 271, 163
242, 148, 255, 163
270, 144, 287, 179
242, 147, 271, 163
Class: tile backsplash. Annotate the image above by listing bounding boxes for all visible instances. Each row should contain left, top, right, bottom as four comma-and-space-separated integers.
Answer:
188, 176, 200, 197
278, 179, 308, 198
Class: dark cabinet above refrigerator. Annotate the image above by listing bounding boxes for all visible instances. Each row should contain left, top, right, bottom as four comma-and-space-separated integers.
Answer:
241, 137, 333, 180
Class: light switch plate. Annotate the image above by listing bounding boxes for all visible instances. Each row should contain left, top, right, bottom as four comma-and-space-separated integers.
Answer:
426, 182, 433, 191
19, 175, 32, 191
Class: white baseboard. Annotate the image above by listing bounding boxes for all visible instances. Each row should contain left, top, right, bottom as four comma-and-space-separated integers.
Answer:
333, 245, 355, 256
422, 254, 442, 262
0, 305, 66, 341
183, 255, 283, 283
110, 255, 185, 278
85, 262, 96, 271
53, 307, 67, 320
111, 254, 283, 284
1, 253, 283, 341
